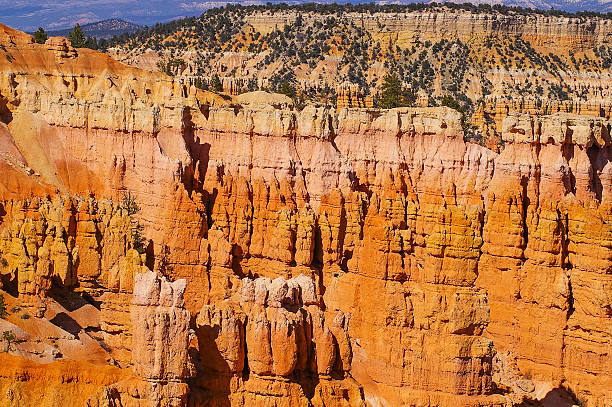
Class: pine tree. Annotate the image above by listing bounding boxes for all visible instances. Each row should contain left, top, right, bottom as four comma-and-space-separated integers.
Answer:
279, 81, 296, 99
84, 36, 98, 50
33, 27, 47, 44
210, 74, 223, 92
440, 95, 463, 113
377, 74, 415, 109
68, 24, 85, 48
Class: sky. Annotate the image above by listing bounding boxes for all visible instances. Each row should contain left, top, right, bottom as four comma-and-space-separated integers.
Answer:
1, 0, 611, 32
0, 0, 262, 31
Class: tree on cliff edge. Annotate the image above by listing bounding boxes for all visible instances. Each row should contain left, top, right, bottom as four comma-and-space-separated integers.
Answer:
33, 27, 47, 44
68, 24, 85, 48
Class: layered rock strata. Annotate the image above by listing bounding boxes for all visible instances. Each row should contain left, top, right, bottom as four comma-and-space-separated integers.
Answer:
0, 23, 610, 407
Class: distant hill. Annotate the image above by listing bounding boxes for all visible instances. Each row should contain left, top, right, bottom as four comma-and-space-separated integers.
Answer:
7, 0, 612, 33
48, 19, 141, 40
438, 0, 612, 13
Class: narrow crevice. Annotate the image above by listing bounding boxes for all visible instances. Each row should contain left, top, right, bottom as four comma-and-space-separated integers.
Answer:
567, 276, 575, 320
520, 175, 530, 257
560, 211, 572, 271
241, 318, 250, 381
586, 144, 605, 202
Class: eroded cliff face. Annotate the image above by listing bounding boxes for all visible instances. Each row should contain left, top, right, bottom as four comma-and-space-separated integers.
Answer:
0, 23, 610, 407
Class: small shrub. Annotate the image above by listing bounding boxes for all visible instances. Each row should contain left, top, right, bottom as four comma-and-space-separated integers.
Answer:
2, 330, 16, 352
0, 295, 6, 318
120, 192, 140, 216
120, 192, 146, 254
131, 222, 147, 254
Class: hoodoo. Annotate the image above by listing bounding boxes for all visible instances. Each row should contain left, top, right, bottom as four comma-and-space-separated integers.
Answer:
0, 12, 610, 407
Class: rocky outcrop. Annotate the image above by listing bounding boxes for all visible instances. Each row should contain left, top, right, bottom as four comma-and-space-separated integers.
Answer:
129, 271, 192, 406
110, 6, 612, 152
336, 83, 373, 109
246, 10, 612, 50
0, 197, 132, 296
0, 22, 610, 407
194, 275, 365, 405
471, 97, 612, 149
476, 112, 612, 405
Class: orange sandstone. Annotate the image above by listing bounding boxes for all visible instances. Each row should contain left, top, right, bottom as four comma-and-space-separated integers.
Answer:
0, 22, 610, 407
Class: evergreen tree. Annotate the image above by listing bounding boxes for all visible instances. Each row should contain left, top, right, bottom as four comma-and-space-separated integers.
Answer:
97, 38, 108, 50
440, 95, 463, 113
279, 81, 296, 99
377, 74, 415, 109
68, 24, 86, 48
33, 27, 47, 44
84, 36, 98, 50
210, 74, 223, 92
120, 192, 146, 254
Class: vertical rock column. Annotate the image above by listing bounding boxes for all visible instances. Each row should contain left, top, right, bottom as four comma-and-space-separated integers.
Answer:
130, 271, 192, 407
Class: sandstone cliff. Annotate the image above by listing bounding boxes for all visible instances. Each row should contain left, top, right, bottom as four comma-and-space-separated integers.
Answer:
0, 23, 610, 407
107, 4, 612, 150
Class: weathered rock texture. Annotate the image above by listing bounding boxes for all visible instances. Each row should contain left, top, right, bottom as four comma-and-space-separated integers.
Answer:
0, 22, 610, 407
108, 6, 612, 149
194, 275, 366, 406
129, 271, 192, 406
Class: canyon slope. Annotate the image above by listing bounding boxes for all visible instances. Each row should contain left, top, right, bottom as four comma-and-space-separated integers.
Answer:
0, 22, 610, 407
106, 3, 612, 148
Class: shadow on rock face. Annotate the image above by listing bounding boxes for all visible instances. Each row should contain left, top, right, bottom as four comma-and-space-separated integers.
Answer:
49, 311, 82, 338
517, 385, 582, 407
49, 284, 101, 311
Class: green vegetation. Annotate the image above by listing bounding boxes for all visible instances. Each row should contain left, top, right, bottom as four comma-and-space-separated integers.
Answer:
120, 192, 146, 254
377, 74, 415, 109
194, 77, 207, 90
157, 245, 173, 279
279, 81, 297, 100
66, 24, 99, 50
33, 27, 47, 44
105, 1, 612, 55
95, 2, 612, 146
101, 3, 601, 109
441, 95, 464, 113
84, 36, 98, 50
2, 330, 16, 352
209, 73, 223, 92
156, 58, 186, 76
0, 295, 6, 318
68, 24, 85, 48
